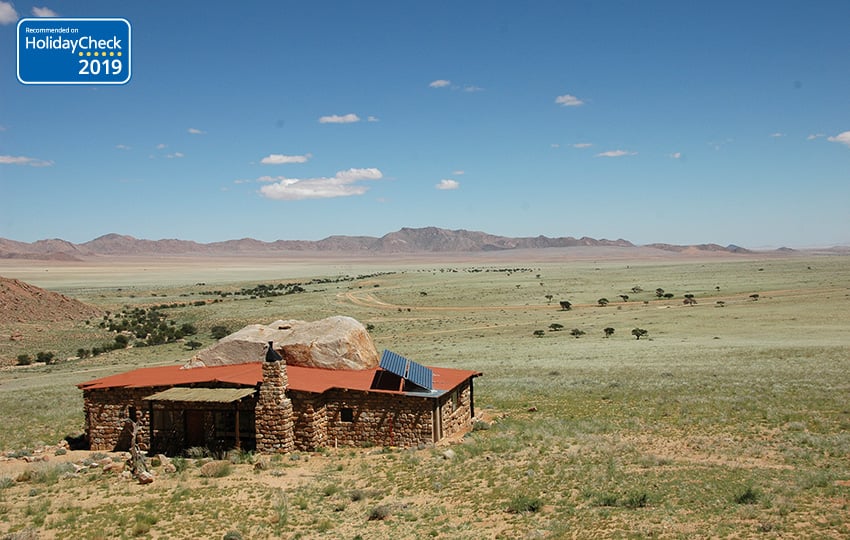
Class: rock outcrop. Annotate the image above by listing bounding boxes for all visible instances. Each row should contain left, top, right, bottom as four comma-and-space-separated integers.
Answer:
187, 316, 379, 370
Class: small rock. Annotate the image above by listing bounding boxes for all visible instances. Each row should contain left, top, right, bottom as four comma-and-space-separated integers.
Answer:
442, 449, 456, 460
137, 471, 154, 484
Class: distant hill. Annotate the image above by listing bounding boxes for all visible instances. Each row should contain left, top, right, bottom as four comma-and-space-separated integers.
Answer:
0, 276, 103, 324
0, 226, 778, 260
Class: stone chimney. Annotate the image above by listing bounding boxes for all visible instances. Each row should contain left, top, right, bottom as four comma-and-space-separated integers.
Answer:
255, 342, 295, 452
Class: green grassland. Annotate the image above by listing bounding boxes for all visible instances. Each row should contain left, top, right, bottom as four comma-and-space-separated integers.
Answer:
0, 254, 848, 538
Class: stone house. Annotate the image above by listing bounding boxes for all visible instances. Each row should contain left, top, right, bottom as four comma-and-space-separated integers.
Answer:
77, 348, 481, 455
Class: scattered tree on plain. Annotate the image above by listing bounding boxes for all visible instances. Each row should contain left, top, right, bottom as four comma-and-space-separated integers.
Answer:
570, 328, 586, 338
559, 300, 572, 311
597, 298, 609, 307
632, 328, 648, 340
749, 293, 760, 301
549, 323, 564, 332
655, 288, 665, 298
619, 294, 629, 302
533, 330, 546, 338
604, 327, 615, 338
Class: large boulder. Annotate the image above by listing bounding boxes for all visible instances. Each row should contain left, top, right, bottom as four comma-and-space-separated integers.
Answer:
188, 316, 378, 370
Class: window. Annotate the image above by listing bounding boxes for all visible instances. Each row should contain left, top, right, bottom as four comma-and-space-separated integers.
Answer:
341, 408, 354, 422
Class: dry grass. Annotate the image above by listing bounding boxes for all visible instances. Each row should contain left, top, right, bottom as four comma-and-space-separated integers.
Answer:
0, 252, 848, 538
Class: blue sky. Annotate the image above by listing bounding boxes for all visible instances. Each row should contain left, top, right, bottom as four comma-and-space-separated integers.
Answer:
1, 1, 849, 248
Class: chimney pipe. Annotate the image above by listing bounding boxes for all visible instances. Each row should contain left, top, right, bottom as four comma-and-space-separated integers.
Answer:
265, 341, 282, 362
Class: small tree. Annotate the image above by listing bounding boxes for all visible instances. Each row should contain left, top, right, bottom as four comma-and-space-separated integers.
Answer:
549, 323, 564, 332
570, 328, 585, 338
631, 286, 643, 293
16, 354, 32, 366
683, 294, 697, 306
597, 298, 609, 307
603, 327, 615, 338
619, 295, 629, 302
35, 351, 55, 364
631, 328, 648, 340
663, 293, 674, 299
655, 288, 665, 298
749, 293, 760, 301
545, 294, 554, 304
185, 340, 203, 350
559, 300, 572, 311
533, 330, 546, 338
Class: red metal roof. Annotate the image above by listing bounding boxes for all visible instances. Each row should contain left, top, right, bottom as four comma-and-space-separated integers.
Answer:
78, 362, 481, 396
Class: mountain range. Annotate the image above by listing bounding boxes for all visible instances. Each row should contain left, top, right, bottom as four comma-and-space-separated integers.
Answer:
0, 227, 768, 261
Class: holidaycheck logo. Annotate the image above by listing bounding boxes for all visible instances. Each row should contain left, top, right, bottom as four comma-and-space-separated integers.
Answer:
17, 18, 132, 85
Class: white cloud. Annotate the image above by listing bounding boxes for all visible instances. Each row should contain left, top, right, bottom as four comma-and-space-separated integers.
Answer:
572, 142, 592, 148
319, 113, 360, 124
367, 116, 380, 122
770, 132, 784, 138
166, 152, 184, 159
116, 144, 131, 150
0, 125, 8, 131
0, 154, 53, 166
429, 79, 451, 88
259, 168, 383, 200
452, 170, 465, 175
32, 6, 57, 16
807, 133, 825, 140
827, 131, 850, 147
0, 2, 18, 24
670, 152, 682, 159
463, 85, 484, 93
595, 150, 637, 158
550, 143, 560, 148
436, 179, 460, 190
188, 127, 205, 135
156, 143, 167, 150
555, 94, 584, 107
260, 153, 311, 165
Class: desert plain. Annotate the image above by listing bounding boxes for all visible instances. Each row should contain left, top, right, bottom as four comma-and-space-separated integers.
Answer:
0, 248, 848, 539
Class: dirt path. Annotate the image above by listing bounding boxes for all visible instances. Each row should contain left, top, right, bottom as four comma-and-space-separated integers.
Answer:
339, 287, 845, 313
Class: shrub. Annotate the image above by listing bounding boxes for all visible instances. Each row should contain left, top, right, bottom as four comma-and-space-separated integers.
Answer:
211, 325, 230, 339
623, 491, 649, 508
222, 531, 244, 540
16, 354, 32, 366
368, 504, 393, 521
199, 460, 232, 478
35, 351, 55, 364
734, 485, 760, 505
507, 494, 542, 513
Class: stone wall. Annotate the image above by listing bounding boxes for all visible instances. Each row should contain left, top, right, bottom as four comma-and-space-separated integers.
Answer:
309, 390, 435, 448
83, 387, 163, 451
290, 394, 328, 451
437, 380, 474, 439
